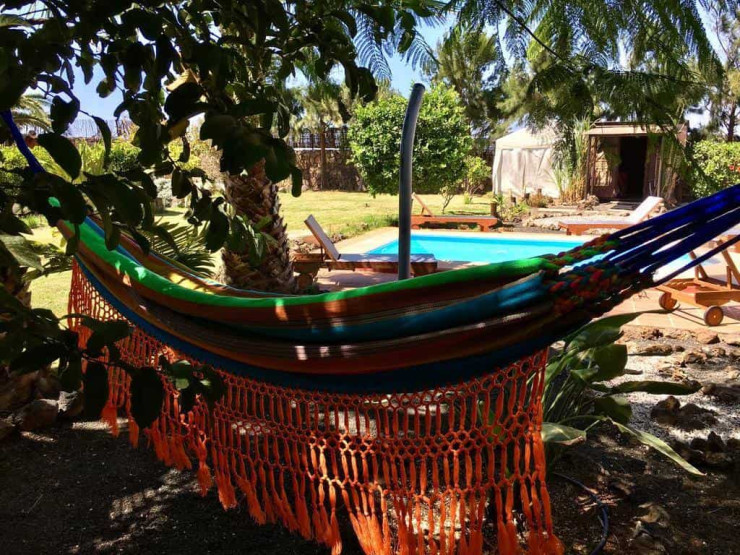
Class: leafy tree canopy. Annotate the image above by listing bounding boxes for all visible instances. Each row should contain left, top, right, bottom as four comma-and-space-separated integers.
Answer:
348, 84, 472, 195
0, 0, 438, 426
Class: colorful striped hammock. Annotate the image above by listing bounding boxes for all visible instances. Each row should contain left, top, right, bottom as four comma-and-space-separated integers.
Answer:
5, 110, 740, 554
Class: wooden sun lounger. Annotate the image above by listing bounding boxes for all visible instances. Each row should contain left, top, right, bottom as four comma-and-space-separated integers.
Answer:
303, 215, 438, 278
656, 238, 740, 326
558, 196, 663, 236
411, 193, 499, 232
721, 226, 740, 253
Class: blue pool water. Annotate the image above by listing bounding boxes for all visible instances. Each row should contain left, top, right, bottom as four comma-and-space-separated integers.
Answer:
369, 234, 585, 263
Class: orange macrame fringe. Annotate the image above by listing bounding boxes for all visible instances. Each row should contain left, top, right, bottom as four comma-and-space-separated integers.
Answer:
69, 263, 563, 555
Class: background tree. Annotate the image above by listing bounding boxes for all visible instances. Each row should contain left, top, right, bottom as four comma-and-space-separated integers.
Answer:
0, 0, 434, 424
703, 2, 740, 141
348, 84, 472, 207
422, 24, 509, 139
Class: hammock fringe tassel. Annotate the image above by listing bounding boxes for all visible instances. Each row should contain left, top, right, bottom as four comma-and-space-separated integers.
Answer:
70, 265, 563, 554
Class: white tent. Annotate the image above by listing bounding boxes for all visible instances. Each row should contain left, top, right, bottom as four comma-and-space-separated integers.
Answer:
491, 127, 560, 198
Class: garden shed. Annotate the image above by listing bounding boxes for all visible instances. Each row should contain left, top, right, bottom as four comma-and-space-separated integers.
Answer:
491, 126, 560, 198
585, 122, 688, 201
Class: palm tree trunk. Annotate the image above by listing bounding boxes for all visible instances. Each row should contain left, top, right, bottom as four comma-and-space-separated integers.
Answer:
220, 161, 296, 293
728, 102, 737, 142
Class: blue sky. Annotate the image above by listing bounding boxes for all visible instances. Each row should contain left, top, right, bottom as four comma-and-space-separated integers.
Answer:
72, 22, 452, 121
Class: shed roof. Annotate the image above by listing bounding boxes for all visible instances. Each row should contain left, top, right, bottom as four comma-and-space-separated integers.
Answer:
585, 123, 668, 136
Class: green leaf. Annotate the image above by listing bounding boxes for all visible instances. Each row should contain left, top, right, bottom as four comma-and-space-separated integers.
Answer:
129, 367, 164, 429
541, 422, 587, 446
0, 234, 43, 270
10, 342, 67, 374
50, 96, 80, 134
565, 313, 641, 352
590, 343, 628, 382
165, 82, 204, 121
611, 421, 704, 476
83, 319, 131, 355
593, 394, 632, 424
83, 361, 109, 418
60, 356, 82, 391
291, 166, 303, 197
37, 133, 82, 179
611, 381, 702, 395
92, 117, 112, 168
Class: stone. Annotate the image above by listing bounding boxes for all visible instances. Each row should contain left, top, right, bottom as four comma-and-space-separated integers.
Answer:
0, 371, 38, 412
727, 438, 740, 452
682, 350, 707, 365
707, 431, 726, 452
695, 330, 720, 345
675, 403, 717, 431
728, 348, 740, 360
672, 344, 685, 353
704, 452, 733, 469
57, 390, 84, 419
689, 437, 709, 452
701, 346, 726, 358
0, 418, 15, 442
622, 327, 663, 341
35, 372, 60, 398
720, 333, 740, 346
650, 396, 680, 425
13, 399, 58, 431
663, 329, 693, 341
629, 343, 674, 356
701, 383, 740, 403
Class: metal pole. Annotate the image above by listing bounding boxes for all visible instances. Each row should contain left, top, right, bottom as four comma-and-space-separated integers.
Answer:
398, 83, 425, 280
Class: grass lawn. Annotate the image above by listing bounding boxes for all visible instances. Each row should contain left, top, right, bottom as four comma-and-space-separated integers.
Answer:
279, 190, 492, 238
27, 191, 493, 315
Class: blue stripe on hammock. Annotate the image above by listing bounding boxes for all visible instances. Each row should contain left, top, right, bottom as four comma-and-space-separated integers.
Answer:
76, 259, 574, 393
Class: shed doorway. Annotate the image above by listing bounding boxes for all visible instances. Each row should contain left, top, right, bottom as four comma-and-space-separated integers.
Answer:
617, 136, 648, 199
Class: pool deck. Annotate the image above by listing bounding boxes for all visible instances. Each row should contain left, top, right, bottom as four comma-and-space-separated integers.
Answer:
310, 227, 740, 334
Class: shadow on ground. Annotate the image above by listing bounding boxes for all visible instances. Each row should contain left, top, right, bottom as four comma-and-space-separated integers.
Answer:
0, 420, 362, 555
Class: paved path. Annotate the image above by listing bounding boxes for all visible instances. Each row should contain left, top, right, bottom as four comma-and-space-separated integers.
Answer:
308, 227, 740, 334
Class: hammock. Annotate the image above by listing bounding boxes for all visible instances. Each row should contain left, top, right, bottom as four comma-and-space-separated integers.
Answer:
5, 109, 740, 554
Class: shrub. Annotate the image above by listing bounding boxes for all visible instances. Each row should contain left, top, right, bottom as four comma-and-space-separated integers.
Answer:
691, 140, 740, 198
462, 155, 490, 196
348, 85, 473, 197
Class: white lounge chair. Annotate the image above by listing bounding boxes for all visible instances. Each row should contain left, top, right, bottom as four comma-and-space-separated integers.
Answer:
558, 196, 664, 235
304, 215, 438, 275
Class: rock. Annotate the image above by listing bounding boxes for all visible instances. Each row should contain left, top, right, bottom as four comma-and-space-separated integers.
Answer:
689, 437, 709, 452
609, 477, 637, 500
701, 383, 740, 403
695, 330, 719, 345
35, 372, 60, 398
672, 344, 685, 353
0, 371, 38, 412
663, 329, 692, 341
629, 343, 674, 356
0, 418, 15, 442
622, 327, 663, 341
720, 333, 740, 346
728, 348, 740, 360
650, 396, 680, 425
58, 390, 84, 419
727, 438, 740, 452
701, 346, 726, 358
675, 403, 717, 431
652, 397, 717, 430
707, 431, 726, 452
12, 399, 58, 431
672, 440, 706, 466
704, 452, 733, 469
682, 350, 707, 365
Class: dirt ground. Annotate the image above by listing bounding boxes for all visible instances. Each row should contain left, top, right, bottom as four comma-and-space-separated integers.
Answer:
1, 419, 737, 555
2, 327, 739, 554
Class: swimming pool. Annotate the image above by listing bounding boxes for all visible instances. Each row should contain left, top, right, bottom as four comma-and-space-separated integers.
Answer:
368, 233, 585, 264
